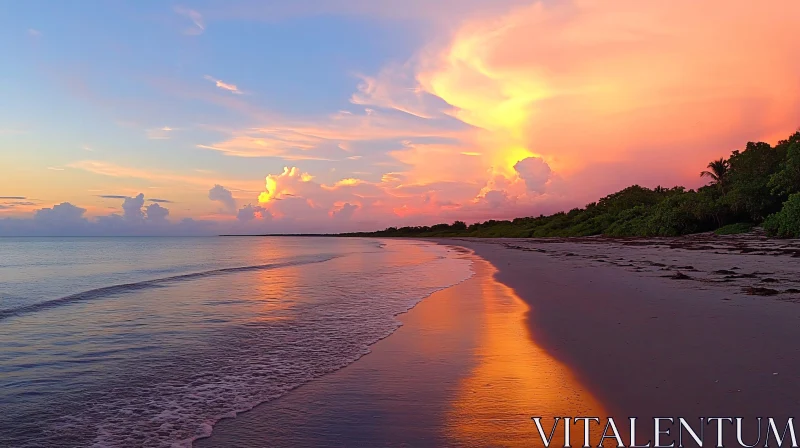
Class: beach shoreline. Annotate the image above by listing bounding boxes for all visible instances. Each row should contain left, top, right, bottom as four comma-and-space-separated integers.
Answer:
196, 235, 800, 446
441, 236, 800, 442
195, 244, 604, 447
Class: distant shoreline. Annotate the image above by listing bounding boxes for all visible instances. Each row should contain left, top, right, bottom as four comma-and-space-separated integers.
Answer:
218, 229, 798, 245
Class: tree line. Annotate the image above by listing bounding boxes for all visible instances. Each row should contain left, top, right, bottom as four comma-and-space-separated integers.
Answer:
342, 130, 800, 238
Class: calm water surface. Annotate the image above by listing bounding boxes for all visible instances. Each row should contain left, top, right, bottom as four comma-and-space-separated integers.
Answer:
0, 237, 472, 447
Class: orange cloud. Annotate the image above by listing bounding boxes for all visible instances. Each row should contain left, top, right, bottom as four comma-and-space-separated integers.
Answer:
388, 140, 485, 186
292, 0, 794, 218
197, 131, 330, 159
257, 167, 315, 204
202, 0, 800, 226
414, 0, 800, 184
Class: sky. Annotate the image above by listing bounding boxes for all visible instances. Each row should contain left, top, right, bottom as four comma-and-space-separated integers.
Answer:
2, 0, 799, 235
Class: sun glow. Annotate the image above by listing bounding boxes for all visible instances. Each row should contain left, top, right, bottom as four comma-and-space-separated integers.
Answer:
413, 16, 557, 189
258, 176, 278, 203
501, 146, 535, 172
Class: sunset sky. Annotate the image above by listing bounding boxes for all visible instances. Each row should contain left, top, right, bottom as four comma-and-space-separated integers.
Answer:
2, 0, 799, 235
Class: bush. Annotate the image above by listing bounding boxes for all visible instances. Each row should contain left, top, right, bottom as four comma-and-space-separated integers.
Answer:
763, 193, 800, 238
713, 222, 754, 235
643, 192, 716, 236
604, 206, 651, 236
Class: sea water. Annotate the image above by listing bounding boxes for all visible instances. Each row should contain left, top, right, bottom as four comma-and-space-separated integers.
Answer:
0, 237, 472, 447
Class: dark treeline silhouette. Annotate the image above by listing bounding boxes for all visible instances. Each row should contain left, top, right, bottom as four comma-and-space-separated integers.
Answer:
342, 131, 800, 239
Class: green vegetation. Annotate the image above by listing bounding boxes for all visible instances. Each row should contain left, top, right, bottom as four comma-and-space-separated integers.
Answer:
713, 222, 754, 235
343, 131, 800, 239
763, 193, 800, 238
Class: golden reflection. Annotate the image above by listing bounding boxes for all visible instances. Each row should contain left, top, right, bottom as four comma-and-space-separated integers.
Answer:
446, 258, 606, 447
249, 262, 299, 322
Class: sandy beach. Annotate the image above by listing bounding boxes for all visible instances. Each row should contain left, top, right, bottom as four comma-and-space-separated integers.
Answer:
197, 234, 800, 446
451, 234, 800, 442
196, 248, 603, 447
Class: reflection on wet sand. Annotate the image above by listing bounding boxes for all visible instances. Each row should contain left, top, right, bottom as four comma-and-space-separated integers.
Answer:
196, 248, 607, 447
446, 258, 606, 447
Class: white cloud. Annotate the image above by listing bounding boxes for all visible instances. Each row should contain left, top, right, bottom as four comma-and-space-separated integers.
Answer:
204, 75, 243, 94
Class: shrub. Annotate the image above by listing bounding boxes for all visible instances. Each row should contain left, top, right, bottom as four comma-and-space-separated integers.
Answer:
644, 192, 716, 236
763, 193, 800, 238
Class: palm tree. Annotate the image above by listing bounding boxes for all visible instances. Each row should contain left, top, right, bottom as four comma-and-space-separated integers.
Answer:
700, 158, 729, 189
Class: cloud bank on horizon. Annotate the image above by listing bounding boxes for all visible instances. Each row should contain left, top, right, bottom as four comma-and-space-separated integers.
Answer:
1, 0, 799, 235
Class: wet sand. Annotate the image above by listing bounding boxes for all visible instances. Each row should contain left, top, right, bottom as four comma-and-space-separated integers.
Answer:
452, 236, 800, 442
196, 250, 604, 447
198, 233, 800, 446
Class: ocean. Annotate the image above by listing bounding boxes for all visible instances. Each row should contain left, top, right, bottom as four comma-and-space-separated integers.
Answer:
0, 237, 472, 447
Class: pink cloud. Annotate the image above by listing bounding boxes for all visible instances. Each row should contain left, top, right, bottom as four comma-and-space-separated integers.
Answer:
414, 0, 800, 184
326, 0, 800, 218
514, 157, 552, 193
18, 1, 800, 232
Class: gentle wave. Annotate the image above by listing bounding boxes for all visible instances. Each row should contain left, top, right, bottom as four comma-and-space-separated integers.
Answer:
0, 255, 338, 321
184, 256, 476, 447
0, 238, 474, 448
